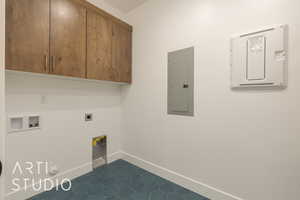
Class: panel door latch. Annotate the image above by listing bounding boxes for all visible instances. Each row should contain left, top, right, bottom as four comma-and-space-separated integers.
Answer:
0, 160, 2, 177
183, 84, 189, 88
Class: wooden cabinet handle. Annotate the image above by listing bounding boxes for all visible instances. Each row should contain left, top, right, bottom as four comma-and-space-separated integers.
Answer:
53, 56, 55, 72
44, 55, 48, 72
51, 56, 55, 72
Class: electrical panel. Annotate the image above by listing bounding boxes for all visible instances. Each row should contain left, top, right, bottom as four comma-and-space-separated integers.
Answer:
168, 47, 194, 116
231, 25, 288, 88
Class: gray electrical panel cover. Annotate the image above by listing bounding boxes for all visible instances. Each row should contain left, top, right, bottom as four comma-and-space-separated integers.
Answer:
168, 47, 194, 116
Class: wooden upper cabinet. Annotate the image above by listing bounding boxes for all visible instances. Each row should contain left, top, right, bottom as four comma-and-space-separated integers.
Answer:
87, 10, 116, 81
5, 0, 132, 83
50, 0, 86, 78
6, 0, 50, 73
112, 22, 132, 83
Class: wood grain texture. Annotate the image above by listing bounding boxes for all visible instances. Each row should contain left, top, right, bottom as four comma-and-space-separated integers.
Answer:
6, 0, 132, 83
5, 0, 50, 73
87, 10, 116, 81
112, 22, 132, 83
74, 0, 132, 32
50, 0, 86, 78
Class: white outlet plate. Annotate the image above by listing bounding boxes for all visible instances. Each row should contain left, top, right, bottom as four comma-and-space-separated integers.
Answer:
7, 114, 42, 133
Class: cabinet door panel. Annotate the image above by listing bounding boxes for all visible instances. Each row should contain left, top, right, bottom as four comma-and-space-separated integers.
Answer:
87, 11, 115, 81
6, 0, 50, 73
112, 23, 132, 83
50, 0, 86, 78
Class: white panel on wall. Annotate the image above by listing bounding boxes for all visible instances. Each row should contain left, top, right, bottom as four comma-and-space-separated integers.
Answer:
231, 25, 288, 88
168, 47, 194, 116
7, 114, 41, 133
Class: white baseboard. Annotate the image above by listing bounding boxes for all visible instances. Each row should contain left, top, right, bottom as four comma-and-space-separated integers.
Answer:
107, 151, 123, 163
120, 151, 245, 200
5, 151, 245, 200
5, 152, 122, 200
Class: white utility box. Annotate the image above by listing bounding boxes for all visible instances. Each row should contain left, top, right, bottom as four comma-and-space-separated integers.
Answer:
7, 115, 41, 133
231, 25, 288, 88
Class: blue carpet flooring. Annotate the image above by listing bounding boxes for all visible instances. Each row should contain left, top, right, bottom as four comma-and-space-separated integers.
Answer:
30, 160, 209, 200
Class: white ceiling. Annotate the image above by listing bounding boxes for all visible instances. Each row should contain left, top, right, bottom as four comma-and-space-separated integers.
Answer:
103, 0, 148, 13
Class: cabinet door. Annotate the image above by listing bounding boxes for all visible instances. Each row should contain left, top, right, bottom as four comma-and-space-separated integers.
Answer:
87, 11, 116, 81
112, 23, 132, 83
50, 0, 86, 78
6, 0, 50, 73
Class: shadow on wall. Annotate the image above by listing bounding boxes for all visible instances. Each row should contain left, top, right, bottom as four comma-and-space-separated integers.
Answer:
5, 71, 122, 112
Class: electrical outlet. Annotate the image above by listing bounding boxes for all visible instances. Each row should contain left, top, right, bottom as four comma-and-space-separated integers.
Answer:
29, 116, 40, 128
85, 113, 93, 121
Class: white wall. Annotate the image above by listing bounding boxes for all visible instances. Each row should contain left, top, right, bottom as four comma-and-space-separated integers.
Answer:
0, 0, 6, 199
87, 0, 127, 22
122, 0, 300, 200
5, 1, 126, 199
5, 72, 122, 196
